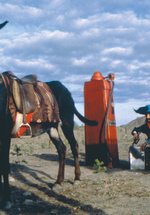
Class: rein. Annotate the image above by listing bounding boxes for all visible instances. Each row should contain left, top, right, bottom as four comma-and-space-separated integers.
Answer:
99, 79, 114, 144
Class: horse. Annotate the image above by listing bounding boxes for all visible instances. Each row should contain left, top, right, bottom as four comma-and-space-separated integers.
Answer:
0, 73, 97, 209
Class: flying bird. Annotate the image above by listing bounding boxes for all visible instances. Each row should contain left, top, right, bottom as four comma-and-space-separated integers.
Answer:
0, 21, 8, 30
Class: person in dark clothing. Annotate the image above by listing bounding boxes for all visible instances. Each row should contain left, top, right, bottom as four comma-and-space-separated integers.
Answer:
131, 105, 150, 170
132, 105, 150, 144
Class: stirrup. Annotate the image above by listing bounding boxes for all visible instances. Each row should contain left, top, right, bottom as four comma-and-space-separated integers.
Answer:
18, 123, 32, 138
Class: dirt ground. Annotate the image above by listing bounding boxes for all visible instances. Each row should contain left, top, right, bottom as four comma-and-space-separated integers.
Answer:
1, 126, 150, 215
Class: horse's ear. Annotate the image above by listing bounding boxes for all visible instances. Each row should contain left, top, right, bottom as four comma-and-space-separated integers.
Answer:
0, 20, 8, 29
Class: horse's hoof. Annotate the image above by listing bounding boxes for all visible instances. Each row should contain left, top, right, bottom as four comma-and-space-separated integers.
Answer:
74, 175, 81, 181
74, 180, 81, 186
52, 183, 62, 192
55, 177, 64, 185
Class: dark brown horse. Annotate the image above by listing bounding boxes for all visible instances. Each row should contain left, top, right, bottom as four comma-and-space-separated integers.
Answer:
0, 74, 97, 209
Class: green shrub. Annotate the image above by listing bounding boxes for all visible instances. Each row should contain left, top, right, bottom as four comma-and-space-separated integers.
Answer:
93, 159, 107, 173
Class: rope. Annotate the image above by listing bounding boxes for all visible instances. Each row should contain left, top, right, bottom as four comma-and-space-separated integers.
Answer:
99, 79, 114, 144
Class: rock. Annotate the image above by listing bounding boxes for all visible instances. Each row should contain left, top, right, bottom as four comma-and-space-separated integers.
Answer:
9, 176, 15, 182
52, 183, 62, 192
74, 180, 81, 186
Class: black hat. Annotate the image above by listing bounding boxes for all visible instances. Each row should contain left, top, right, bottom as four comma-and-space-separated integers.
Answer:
134, 105, 150, 115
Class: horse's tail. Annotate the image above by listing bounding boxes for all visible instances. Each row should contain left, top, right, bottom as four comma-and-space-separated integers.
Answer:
74, 106, 98, 126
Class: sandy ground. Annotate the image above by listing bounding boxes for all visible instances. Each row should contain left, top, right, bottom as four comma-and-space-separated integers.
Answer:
0, 126, 150, 215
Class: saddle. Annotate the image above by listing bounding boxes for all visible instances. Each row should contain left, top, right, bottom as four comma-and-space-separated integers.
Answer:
1, 71, 60, 137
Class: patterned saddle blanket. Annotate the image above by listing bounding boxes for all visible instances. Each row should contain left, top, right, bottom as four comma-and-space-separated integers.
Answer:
1, 71, 60, 137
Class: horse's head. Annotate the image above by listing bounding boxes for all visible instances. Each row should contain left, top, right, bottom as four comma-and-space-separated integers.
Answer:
0, 74, 9, 117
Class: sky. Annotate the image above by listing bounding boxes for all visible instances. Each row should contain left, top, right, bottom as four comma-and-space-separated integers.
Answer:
0, 0, 150, 126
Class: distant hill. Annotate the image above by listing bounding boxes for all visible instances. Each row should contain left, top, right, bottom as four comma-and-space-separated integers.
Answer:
120, 116, 145, 129
117, 116, 146, 144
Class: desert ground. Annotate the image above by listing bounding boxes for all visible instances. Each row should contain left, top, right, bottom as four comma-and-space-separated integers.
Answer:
0, 118, 150, 215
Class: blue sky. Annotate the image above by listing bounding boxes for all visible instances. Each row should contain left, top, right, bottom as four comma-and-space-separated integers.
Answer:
0, 0, 150, 125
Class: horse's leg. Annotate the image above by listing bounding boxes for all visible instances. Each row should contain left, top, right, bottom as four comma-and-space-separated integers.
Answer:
0, 174, 2, 201
0, 167, 11, 209
47, 127, 66, 184
0, 131, 11, 208
3, 173, 10, 202
61, 121, 81, 181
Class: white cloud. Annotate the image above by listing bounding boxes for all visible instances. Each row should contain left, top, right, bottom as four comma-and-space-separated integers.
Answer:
81, 28, 101, 37
62, 74, 90, 83
15, 58, 55, 71
56, 15, 65, 24
0, 3, 43, 20
75, 15, 99, 28
50, 0, 64, 7
71, 56, 92, 66
74, 11, 140, 29
102, 47, 133, 56
10, 30, 73, 46
116, 78, 149, 86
